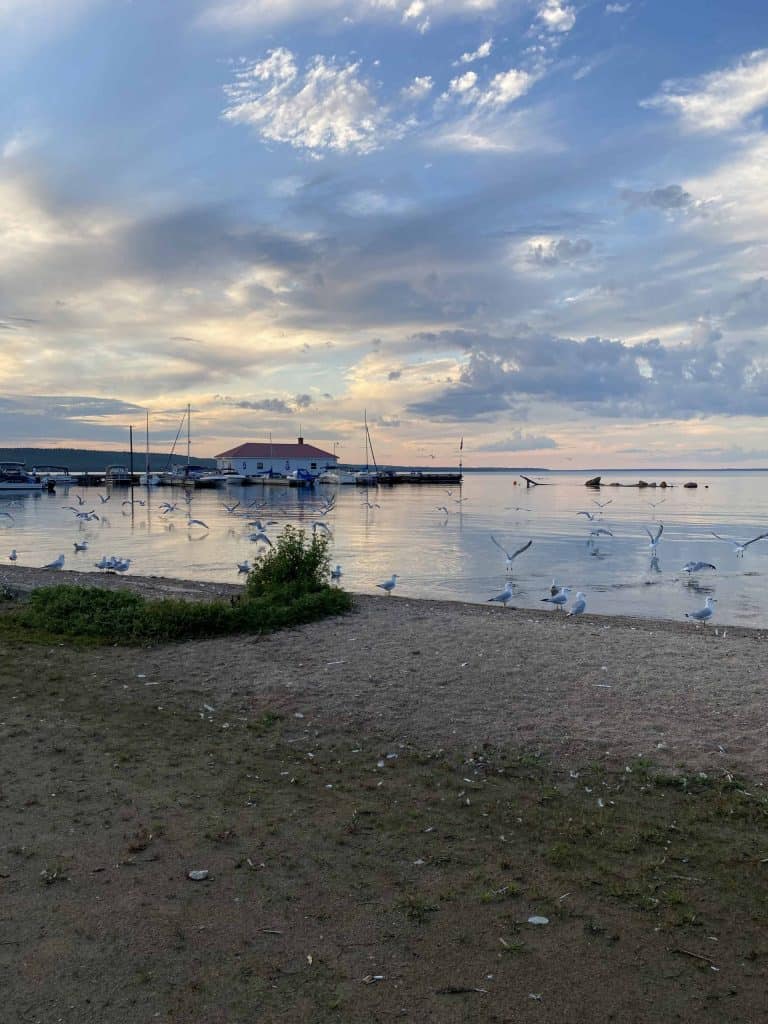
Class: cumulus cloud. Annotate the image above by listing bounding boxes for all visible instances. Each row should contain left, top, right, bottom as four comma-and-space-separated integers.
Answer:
641, 49, 768, 133
528, 236, 592, 264
223, 48, 396, 155
401, 75, 434, 101
536, 0, 576, 33
477, 429, 557, 451
620, 184, 693, 210
725, 277, 768, 329
406, 328, 768, 422
456, 39, 493, 65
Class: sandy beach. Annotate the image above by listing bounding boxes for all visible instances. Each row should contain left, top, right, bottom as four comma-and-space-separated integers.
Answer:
2, 564, 767, 776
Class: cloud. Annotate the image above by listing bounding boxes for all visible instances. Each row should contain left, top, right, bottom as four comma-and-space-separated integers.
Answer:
528, 236, 592, 264
456, 39, 493, 65
605, 2, 630, 12
200, 0, 506, 30
401, 75, 434, 102
449, 70, 479, 98
405, 328, 768, 422
641, 49, 768, 133
387, 369, 402, 380
725, 277, 768, 329
477, 429, 558, 451
223, 48, 396, 155
536, 0, 576, 33
620, 184, 693, 210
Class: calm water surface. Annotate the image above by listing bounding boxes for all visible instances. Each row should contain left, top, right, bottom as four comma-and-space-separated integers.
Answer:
3, 470, 768, 628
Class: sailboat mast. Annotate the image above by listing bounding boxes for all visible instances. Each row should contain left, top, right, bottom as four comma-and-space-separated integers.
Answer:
145, 409, 150, 481
186, 402, 191, 467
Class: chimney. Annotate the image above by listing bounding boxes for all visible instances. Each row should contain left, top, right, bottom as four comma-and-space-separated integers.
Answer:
297, 436, 304, 445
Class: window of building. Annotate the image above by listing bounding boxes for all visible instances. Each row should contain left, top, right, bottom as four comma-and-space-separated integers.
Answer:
256, 462, 263, 469
310, 462, 317, 469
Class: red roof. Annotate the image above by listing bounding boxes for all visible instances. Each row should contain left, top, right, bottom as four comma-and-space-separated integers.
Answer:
215, 442, 335, 460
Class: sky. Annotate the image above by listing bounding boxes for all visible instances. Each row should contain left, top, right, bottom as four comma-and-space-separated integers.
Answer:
1, 0, 767, 468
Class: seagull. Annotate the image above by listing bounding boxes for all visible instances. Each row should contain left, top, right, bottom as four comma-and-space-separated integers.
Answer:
577, 510, 598, 521
648, 498, 666, 510
222, 501, 241, 514
98, 493, 110, 504
248, 532, 272, 546
361, 500, 381, 509
589, 527, 613, 538
187, 519, 209, 530
453, 496, 469, 505
682, 561, 716, 574
567, 592, 587, 617
320, 495, 336, 515
686, 596, 716, 623
487, 581, 514, 606
312, 521, 333, 536
330, 564, 343, 580
73, 540, 88, 552
42, 554, 65, 570
711, 531, 768, 558
490, 536, 533, 572
504, 506, 532, 513
74, 494, 85, 506
247, 519, 278, 531
436, 505, 449, 515
237, 560, 251, 574
542, 586, 572, 610
592, 499, 612, 509
376, 574, 398, 595
9, 549, 17, 561
550, 578, 560, 596
645, 523, 663, 552
160, 502, 178, 514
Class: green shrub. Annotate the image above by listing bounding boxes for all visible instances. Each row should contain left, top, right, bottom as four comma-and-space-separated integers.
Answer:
245, 525, 330, 597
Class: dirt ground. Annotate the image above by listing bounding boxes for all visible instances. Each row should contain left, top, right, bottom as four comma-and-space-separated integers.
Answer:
2, 569, 768, 1022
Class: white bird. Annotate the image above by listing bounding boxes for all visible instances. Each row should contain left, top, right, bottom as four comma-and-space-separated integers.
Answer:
248, 532, 272, 546
361, 500, 381, 509
577, 510, 598, 521
187, 519, 209, 530
711, 531, 768, 558
43, 554, 65, 570
160, 502, 178, 514
98, 493, 110, 504
682, 561, 716, 574
453, 496, 469, 505
686, 596, 716, 623
648, 498, 666, 510
222, 501, 241, 514
74, 494, 85, 506
645, 523, 663, 551
592, 499, 612, 509
9, 549, 17, 561
376, 574, 398, 595
487, 581, 514, 606
567, 592, 587, 617
542, 586, 572, 610
590, 527, 613, 538
73, 540, 88, 552
247, 519, 278, 531
436, 505, 449, 515
312, 521, 333, 536
331, 564, 343, 580
490, 536, 533, 572
237, 560, 251, 574
550, 578, 560, 596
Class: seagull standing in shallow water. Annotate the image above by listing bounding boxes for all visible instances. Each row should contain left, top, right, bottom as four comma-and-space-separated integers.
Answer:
686, 596, 716, 623
487, 581, 514, 606
376, 574, 398, 595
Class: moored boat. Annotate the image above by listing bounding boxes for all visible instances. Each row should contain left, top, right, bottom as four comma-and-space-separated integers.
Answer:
0, 462, 48, 491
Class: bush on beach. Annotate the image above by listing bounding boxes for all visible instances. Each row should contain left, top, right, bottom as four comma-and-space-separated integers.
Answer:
1, 527, 351, 644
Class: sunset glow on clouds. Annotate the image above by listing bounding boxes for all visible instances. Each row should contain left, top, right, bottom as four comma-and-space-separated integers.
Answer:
1, 1, 767, 466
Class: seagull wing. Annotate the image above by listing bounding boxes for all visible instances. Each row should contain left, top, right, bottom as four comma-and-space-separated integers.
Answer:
510, 539, 533, 560
577, 511, 593, 519
710, 532, 731, 544
490, 535, 510, 558
743, 531, 768, 548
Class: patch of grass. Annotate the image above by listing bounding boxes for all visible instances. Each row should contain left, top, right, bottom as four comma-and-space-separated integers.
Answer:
0, 527, 352, 645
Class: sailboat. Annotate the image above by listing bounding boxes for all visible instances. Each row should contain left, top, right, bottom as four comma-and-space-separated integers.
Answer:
355, 411, 379, 486
139, 410, 162, 486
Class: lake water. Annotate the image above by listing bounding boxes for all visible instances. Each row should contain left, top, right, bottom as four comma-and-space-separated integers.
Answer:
2, 469, 768, 628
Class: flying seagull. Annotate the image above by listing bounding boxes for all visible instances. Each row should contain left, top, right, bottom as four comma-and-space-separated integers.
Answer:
577, 510, 598, 521
376, 574, 398, 595
645, 523, 663, 552
73, 540, 88, 552
187, 519, 209, 530
686, 596, 716, 623
711, 531, 768, 558
682, 561, 716, 574
490, 536, 533, 572
592, 499, 612, 509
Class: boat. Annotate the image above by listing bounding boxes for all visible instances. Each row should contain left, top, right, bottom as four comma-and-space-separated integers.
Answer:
139, 471, 162, 486
0, 462, 48, 491
159, 464, 208, 487
318, 467, 357, 485
105, 464, 133, 485
30, 465, 72, 486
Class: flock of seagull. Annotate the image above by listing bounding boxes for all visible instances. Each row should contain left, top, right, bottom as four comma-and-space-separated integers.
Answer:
3, 483, 768, 627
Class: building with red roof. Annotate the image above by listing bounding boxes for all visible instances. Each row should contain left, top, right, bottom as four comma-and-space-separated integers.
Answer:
214, 437, 337, 477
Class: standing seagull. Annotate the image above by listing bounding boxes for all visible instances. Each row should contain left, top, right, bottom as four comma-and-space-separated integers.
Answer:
567, 592, 587, 617
490, 536, 533, 572
9, 549, 17, 561
487, 581, 514, 607
331, 564, 343, 580
376, 574, 398, 595
43, 554, 65, 570
686, 596, 716, 623
645, 523, 663, 552
542, 586, 571, 610
711, 531, 768, 558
